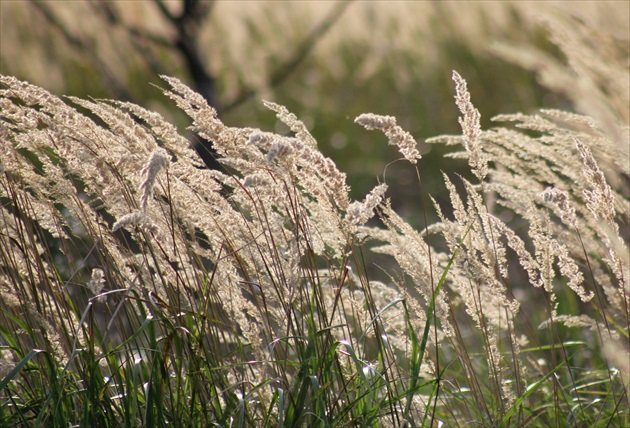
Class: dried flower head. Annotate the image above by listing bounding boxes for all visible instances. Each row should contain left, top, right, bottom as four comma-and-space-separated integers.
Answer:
541, 187, 577, 228
139, 148, 170, 212
88, 268, 107, 302
346, 183, 388, 228
112, 211, 146, 232
575, 140, 617, 232
354, 113, 421, 164
452, 70, 488, 181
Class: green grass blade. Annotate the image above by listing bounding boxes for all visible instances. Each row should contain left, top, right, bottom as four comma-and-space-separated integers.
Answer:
498, 356, 571, 427
0, 348, 45, 390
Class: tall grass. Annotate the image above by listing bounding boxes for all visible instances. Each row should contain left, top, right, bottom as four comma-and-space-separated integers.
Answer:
1, 15, 628, 427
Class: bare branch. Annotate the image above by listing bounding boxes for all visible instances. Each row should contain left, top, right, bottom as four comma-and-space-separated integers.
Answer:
152, 0, 218, 110
28, 0, 131, 100
88, 0, 174, 79
153, 0, 176, 22
90, 0, 174, 48
223, 0, 354, 113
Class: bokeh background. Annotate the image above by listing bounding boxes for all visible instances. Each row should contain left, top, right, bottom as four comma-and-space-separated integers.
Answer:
1, 1, 628, 227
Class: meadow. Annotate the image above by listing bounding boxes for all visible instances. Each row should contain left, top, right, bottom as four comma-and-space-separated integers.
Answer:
0, 2, 628, 427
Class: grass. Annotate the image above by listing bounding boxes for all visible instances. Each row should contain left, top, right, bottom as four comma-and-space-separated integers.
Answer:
0, 9, 628, 428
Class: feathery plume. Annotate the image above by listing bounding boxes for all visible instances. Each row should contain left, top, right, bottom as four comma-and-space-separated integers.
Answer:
541, 187, 578, 229
354, 113, 421, 164
575, 140, 617, 232
346, 183, 388, 228
139, 148, 170, 212
112, 211, 146, 232
263, 100, 318, 148
452, 70, 487, 181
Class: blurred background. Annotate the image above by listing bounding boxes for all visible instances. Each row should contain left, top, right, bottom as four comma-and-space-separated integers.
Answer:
1, 0, 627, 227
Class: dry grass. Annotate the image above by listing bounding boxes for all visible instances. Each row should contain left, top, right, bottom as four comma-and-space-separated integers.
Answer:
0, 6, 628, 427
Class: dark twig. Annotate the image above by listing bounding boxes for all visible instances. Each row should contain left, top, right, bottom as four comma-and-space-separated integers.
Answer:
153, 0, 218, 110
223, 0, 354, 113
89, 0, 174, 80
28, 0, 132, 100
90, 0, 174, 48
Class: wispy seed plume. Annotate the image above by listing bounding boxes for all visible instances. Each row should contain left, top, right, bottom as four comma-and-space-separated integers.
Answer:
354, 113, 421, 164
541, 187, 577, 228
452, 70, 487, 181
139, 148, 170, 212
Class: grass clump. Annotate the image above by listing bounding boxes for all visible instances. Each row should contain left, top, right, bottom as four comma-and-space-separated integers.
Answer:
0, 16, 628, 428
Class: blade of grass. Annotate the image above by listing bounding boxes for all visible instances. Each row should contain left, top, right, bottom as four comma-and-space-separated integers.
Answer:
403, 222, 472, 418
0, 348, 45, 390
498, 354, 574, 427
